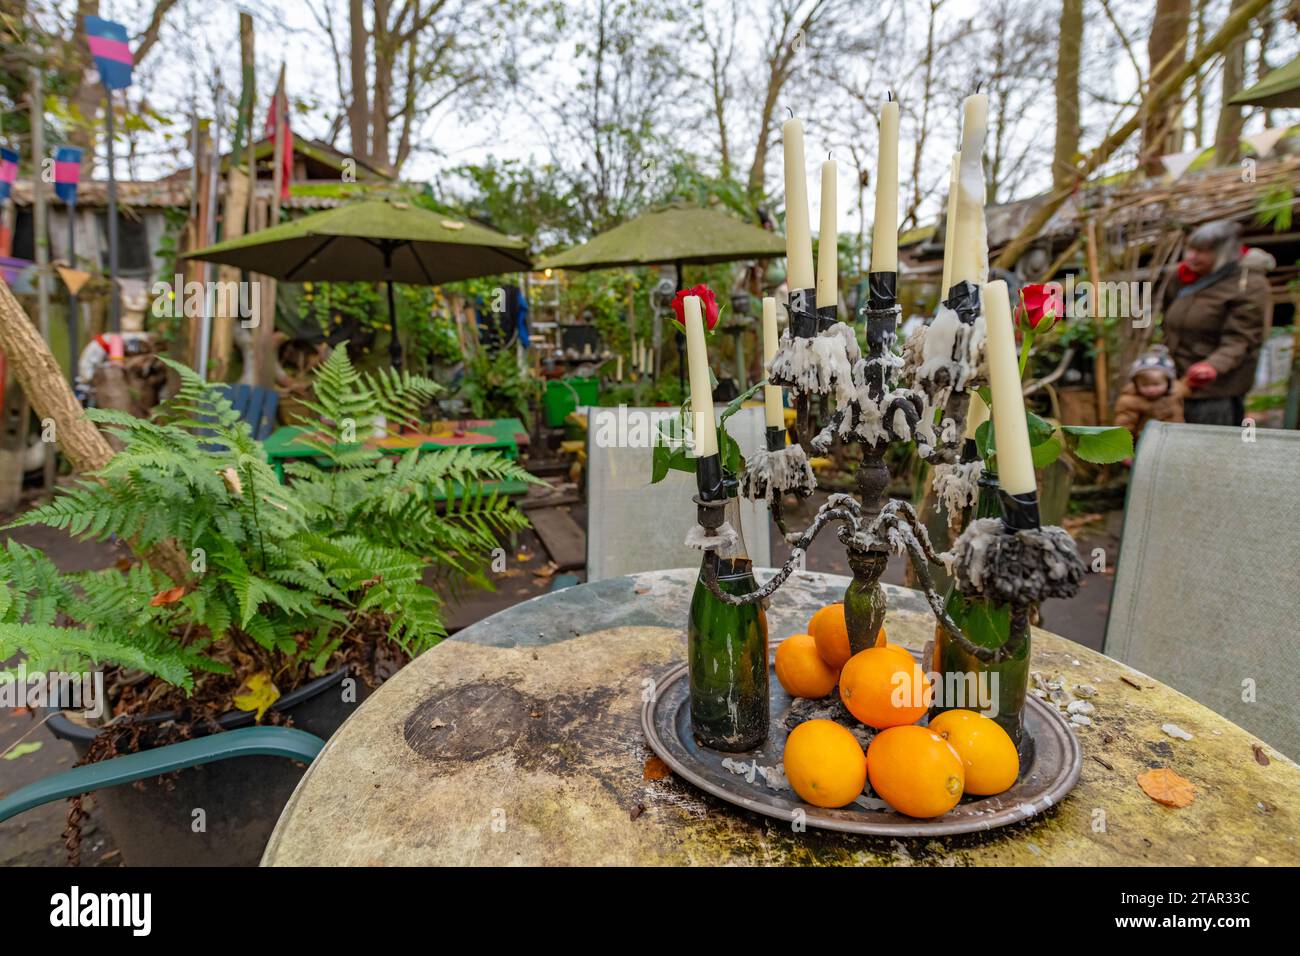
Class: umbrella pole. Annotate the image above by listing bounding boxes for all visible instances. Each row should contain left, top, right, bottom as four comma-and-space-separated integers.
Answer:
387, 278, 400, 369
383, 243, 401, 369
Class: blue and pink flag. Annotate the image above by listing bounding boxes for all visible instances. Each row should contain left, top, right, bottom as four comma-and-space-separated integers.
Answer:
0, 147, 17, 204
84, 16, 133, 90
54, 147, 83, 205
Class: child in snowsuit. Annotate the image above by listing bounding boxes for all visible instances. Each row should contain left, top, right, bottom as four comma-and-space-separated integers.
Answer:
1113, 348, 1187, 441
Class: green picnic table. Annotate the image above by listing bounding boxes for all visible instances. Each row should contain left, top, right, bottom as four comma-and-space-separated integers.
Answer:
263, 417, 532, 498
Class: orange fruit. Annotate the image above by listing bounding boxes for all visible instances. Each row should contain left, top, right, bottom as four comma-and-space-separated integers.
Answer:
929, 709, 1020, 796
782, 719, 868, 808
809, 603, 885, 668
774, 633, 840, 699
838, 647, 931, 728
867, 725, 965, 818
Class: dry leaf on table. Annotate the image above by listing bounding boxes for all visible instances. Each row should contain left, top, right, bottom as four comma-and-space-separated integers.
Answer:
643, 755, 671, 781
1137, 768, 1196, 808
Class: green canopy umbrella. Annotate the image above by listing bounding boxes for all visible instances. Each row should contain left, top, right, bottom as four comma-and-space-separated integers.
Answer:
537, 203, 785, 274
536, 203, 786, 387
184, 199, 531, 368
1230, 54, 1300, 108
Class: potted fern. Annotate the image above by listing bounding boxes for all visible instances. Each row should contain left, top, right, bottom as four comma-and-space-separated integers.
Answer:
0, 349, 538, 865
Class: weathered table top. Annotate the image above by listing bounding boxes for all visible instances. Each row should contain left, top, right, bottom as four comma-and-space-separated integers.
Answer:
263, 570, 1299, 866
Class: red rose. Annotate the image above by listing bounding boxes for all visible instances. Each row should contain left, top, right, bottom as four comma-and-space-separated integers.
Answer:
1015, 283, 1062, 333
671, 284, 720, 331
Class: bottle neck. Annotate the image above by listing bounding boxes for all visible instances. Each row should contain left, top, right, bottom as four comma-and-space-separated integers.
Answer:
974, 470, 1001, 521
714, 493, 751, 567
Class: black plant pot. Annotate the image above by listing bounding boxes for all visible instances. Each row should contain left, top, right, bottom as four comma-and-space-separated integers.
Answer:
47, 667, 370, 867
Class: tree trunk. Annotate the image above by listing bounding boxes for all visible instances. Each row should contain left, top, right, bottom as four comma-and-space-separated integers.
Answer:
1191, 0, 1208, 147
348, 0, 371, 167
0, 277, 192, 581
994, 0, 1268, 270
1213, 0, 1251, 166
1142, 0, 1192, 174
371, 0, 393, 174
1052, 0, 1083, 190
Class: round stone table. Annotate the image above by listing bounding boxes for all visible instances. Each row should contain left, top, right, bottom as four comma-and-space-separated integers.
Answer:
263, 570, 1299, 866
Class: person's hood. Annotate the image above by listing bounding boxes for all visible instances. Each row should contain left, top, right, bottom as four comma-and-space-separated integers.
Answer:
1240, 246, 1276, 272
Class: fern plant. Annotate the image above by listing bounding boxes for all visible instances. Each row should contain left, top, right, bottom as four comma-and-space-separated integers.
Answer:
1, 350, 540, 705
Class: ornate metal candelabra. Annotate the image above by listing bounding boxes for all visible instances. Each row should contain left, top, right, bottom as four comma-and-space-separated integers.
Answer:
688, 272, 1087, 745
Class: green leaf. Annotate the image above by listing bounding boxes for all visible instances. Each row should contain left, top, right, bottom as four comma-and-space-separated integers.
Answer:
719, 381, 764, 426
975, 418, 993, 462
1031, 436, 1063, 469
651, 413, 697, 483
1060, 425, 1133, 464
1026, 410, 1057, 447
3, 742, 42, 760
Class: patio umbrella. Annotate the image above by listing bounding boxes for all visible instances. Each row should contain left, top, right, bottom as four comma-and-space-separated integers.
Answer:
184, 199, 531, 368
536, 203, 786, 386
1230, 54, 1300, 108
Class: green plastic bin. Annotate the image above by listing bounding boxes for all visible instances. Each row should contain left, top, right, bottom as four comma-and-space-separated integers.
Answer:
544, 377, 600, 428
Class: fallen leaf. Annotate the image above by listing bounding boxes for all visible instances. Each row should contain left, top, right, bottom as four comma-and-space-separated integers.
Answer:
1252, 744, 1270, 767
643, 755, 671, 781
531, 562, 558, 578
233, 672, 281, 722
1138, 768, 1196, 808
3, 741, 42, 760
629, 803, 645, 821
114, 558, 132, 572
149, 585, 187, 606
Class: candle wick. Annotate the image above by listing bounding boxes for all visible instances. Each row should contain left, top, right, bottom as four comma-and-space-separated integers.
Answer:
886, 88, 894, 102
785, 106, 794, 119
974, 81, 983, 94
827, 150, 833, 160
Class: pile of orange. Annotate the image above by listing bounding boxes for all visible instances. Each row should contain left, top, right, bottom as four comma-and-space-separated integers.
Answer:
777, 603, 1020, 817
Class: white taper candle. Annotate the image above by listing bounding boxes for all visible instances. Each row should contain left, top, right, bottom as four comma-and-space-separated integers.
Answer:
782, 116, 815, 289
817, 159, 838, 307
870, 96, 900, 274
683, 295, 718, 458
982, 280, 1035, 494
762, 296, 783, 428
951, 94, 989, 287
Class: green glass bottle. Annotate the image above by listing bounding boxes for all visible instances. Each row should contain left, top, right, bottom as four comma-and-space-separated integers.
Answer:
932, 471, 1030, 745
688, 486, 769, 752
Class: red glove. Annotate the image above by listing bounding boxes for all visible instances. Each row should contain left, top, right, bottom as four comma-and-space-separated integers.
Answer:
1186, 362, 1218, 388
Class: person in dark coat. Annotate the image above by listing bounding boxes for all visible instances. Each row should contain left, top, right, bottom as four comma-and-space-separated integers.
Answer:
1159, 220, 1272, 426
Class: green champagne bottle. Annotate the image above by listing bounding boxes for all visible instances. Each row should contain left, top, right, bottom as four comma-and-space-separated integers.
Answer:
933, 470, 1030, 744
688, 484, 769, 752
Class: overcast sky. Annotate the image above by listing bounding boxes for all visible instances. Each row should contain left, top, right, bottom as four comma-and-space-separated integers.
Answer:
56, 0, 1296, 232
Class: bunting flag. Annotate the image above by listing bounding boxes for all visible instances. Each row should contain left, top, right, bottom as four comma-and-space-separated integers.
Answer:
1160, 149, 1200, 181
57, 266, 92, 297
54, 146, 82, 205
1243, 126, 1290, 158
84, 16, 133, 90
263, 66, 293, 202
0, 147, 16, 203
